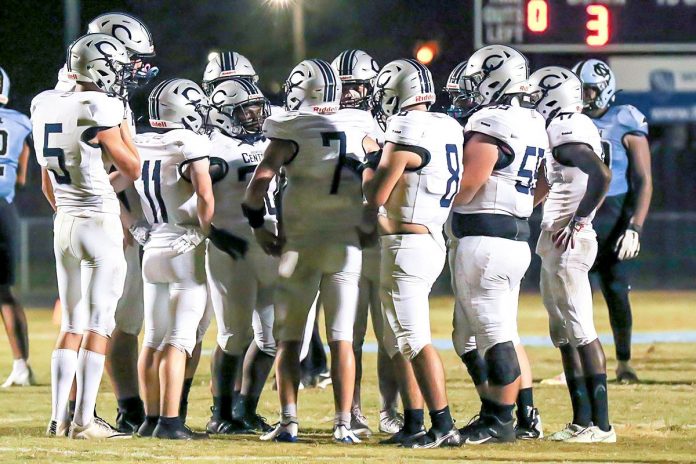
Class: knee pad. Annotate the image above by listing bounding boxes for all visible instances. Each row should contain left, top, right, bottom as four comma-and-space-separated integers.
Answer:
461, 349, 488, 386
484, 341, 520, 386
548, 318, 571, 348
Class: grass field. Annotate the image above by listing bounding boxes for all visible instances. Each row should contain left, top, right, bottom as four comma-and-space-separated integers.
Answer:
1, 291, 695, 463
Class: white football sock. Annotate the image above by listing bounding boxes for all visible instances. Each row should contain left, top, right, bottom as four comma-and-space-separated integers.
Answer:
12, 358, 28, 373
335, 411, 351, 427
281, 403, 297, 424
74, 349, 106, 427
51, 349, 78, 422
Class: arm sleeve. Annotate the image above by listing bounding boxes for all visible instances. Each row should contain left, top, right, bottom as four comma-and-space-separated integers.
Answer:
618, 105, 649, 136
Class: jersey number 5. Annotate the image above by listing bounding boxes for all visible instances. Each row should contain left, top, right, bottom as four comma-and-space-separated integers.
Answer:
515, 146, 543, 195
43, 123, 72, 184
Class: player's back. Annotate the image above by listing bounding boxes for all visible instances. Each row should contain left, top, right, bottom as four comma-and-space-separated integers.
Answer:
542, 112, 604, 232
208, 130, 276, 238
263, 108, 373, 241
133, 129, 211, 239
382, 110, 464, 233
592, 104, 648, 197
31, 90, 125, 216
0, 108, 31, 203
456, 104, 549, 219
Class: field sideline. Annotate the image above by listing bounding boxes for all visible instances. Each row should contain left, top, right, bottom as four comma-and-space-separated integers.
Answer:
0, 291, 695, 463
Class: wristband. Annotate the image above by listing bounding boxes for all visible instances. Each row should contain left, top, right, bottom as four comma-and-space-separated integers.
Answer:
241, 203, 266, 229
572, 215, 591, 225
627, 223, 642, 235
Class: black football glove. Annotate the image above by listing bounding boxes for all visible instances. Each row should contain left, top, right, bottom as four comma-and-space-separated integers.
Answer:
209, 225, 249, 260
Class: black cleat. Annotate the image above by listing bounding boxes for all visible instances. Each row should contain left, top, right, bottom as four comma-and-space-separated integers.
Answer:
379, 427, 426, 445
136, 417, 159, 438
409, 426, 462, 449
237, 413, 274, 434
116, 409, 145, 434
459, 413, 515, 445
515, 407, 543, 440
206, 409, 253, 435
153, 419, 208, 440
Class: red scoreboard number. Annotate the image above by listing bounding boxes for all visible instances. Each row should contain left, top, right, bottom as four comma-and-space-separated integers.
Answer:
526, 1, 610, 47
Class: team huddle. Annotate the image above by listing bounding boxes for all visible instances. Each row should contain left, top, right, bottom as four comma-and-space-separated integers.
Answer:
0, 11, 653, 448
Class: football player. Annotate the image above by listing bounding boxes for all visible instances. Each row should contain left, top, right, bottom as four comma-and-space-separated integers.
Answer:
127, 78, 213, 440
54, 12, 157, 432
202, 51, 258, 95
445, 58, 542, 440
0, 66, 34, 388
331, 49, 402, 436
574, 59, 652, 384
366, 59, 463, 449
34, 34, 140, 438
204, 78, 277, 435
243, 59, 378, 444
449, 45, 548, 444
529, 66, 615, 443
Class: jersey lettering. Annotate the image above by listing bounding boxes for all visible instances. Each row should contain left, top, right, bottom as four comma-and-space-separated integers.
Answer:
440, 143, 460, 207
515, 146, 543, 195
322, 131, 348, 195
43, 123, 72, 185
142, 159, 168, 223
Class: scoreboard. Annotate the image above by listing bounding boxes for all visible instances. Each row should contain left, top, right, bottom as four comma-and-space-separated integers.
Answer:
474, 0, 696, 53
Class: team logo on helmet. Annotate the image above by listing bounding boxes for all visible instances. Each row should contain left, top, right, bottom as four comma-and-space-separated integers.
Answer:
594, 62, 611, 78
538, 73, 565, 91
482, 53, 507, 73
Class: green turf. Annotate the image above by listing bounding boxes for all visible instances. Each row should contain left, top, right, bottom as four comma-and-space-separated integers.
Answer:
0, 291, 695, 463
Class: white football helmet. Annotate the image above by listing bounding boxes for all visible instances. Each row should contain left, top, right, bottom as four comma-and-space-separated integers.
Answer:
372, 58, 435, 129
444, 60, 469, 119
284, 59, 341, 113
331, 49, 380, 110
573, 59, 616, 111
460, 45, 529, 110
67, 33, 131, 95
87, 12, 155, 57
88, 12, 157, 89
0, 66, 9, 106
148, 78, 209, 132
202, 51, 258, 95
528, 66, 583, 120
209, 78, 270, 137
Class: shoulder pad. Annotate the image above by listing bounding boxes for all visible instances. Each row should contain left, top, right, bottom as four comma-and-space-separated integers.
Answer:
465, 106, 515, 145
547, 113, 598, 149
177, 130, 211, 161
89, 94, 125, 128
385, 112, 425, 147
617, 105, 648, 135
262, 112, 301, 141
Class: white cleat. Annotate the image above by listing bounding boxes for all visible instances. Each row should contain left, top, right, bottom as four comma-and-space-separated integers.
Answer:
379, 409, 404, 435
333, 424, 361, 444
259, 421, 298, 442
564, 425, 617, 443
540, 372, 566, 386
350, 409, 372, 437
2, 366, 36, 388
68, 417, 131, 439
316, 370, 332, 389
46, 420, 70, 437
547, 423, 586, 441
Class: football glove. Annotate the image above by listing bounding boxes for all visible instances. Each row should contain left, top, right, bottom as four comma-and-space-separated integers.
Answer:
614, 225, 641, 261
128, 223, 150, 246
552, 216, 590, 250
208, 225, 249, 260
171, 228, 206, 254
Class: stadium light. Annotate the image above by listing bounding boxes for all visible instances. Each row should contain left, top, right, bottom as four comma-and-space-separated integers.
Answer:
414, 41, 439, 65
263, 0, 306, 62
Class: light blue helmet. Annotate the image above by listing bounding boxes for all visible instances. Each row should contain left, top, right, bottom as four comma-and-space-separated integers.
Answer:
0, 66, 9, 106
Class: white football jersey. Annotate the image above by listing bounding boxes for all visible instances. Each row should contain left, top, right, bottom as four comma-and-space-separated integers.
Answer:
208, 130, 276, 240
263, 108, 374, 241
133, 130, 211, 239
382, 110, 464, 234
455, 104, 549, 219
541, 113, 603, 232
31, 90, 126, 217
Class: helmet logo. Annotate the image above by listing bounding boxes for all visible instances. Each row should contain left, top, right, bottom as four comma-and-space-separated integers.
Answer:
482, 54, 505, 72
594, 62, 611, 78
538, 73, 564, 91
94, 39, 119, 60
111, 24, 134, 44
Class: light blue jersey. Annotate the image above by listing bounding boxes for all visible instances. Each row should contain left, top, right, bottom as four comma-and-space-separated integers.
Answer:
0, 108, 32, 203
590, 105, 648, 197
